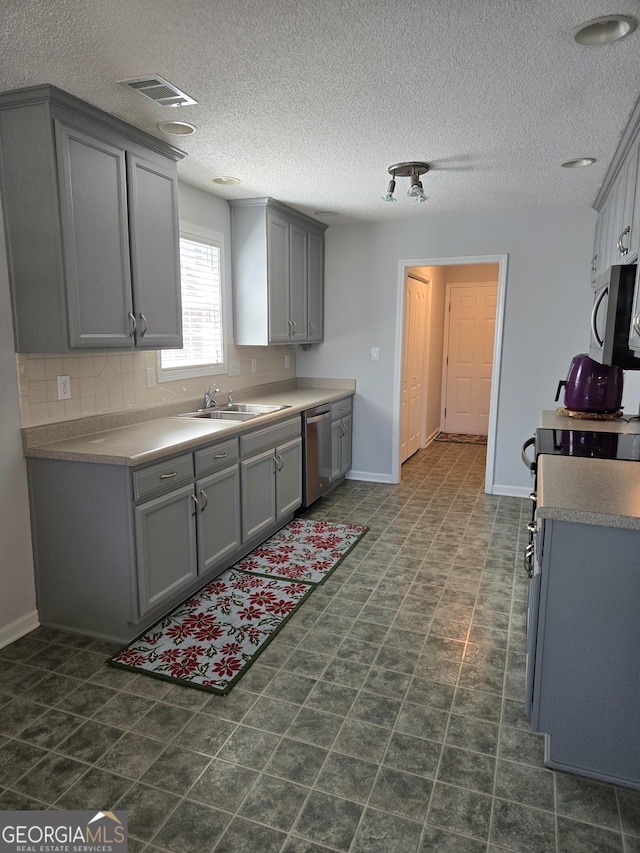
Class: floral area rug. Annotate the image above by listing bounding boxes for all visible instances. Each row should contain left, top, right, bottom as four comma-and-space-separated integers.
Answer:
237, 519, 368, 585
110, 569, 312, 694
434, 432, 488, 445
109, 520, 368, 694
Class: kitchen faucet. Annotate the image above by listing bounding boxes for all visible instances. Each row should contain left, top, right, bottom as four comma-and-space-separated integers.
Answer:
203, 386, 220, 409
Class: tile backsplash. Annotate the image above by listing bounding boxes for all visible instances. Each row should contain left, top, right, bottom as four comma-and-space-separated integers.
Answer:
16, 341, 296, 427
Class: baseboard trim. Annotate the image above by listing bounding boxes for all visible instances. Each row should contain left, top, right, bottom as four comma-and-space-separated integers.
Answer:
492, 484, 533, 498
346, 470, 395, 484
0, 609, 40, 649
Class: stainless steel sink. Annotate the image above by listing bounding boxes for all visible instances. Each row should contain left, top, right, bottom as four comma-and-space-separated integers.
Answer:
176, 410, 259, 421
176, 402, 291, 421
224, 403, 291, 414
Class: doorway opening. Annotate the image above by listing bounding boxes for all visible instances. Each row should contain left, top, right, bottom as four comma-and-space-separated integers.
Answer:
392, 254, 508, 491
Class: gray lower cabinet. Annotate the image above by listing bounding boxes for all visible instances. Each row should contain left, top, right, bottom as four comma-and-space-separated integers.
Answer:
135, 483, 198, 618
529, 517, 640, 789
27, 420, 305, 643
196, 465, 242, 575
0, 84, 184, 352
330, 397, 353, 484
230, 197, 327, 346
240, 417, 303, 543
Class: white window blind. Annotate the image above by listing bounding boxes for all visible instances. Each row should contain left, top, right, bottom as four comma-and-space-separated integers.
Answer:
159, 236, 224, 378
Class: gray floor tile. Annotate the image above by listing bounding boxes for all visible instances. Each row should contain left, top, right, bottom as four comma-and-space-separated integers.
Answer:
214, 817, 287, 853
368, 765, 433, 821
286, 707, 343, 748
419, 825, 487, 852
293, 789, 363, 850
383, 732, 441, 778
140, 743, 211, 794
237, 773, 309, 830
58, 719, 125, 763
490, 799, 556, 852
12, 752, 88, 803
437, 745, 495, 794
215, 724, 281, 770
555, 772, 621, 829
153, 799, 230, 853
556, 817, 624, 853
351, 807, 423, 852
115, 781, 179, 842
428, 782, 492, 841
494, 758, 554, 810
56, 766, 133, 810
188, 759, 258, 810
314, 751, 378, 802
264, 738, 328, 786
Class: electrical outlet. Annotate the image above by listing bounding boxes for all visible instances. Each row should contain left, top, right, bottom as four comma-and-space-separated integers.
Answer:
229, 360, 240, 376
371, 347, 380, 360
284, 354, 290, 368
146, 367, 156, 388
56, 375, 71, 400
251, 358, 257, 373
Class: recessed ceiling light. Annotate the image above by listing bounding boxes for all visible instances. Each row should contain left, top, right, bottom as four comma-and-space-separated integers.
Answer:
561, 158, 596, 168
156, 121, 197, 136
572, 15, 637, 45
212, 176, 241, 185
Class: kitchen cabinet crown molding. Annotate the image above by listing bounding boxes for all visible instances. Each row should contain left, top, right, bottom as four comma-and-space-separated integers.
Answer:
594, 92, 640, 212
0, 84, 186, 162
229, 196, 328, 233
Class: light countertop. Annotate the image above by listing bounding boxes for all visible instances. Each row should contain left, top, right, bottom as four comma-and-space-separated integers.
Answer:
539, 409, 640, 434
24, 386, 354, 467
537, 454, 640, 530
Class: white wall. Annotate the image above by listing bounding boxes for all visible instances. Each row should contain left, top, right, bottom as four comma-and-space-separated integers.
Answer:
297, 207, 598, 493
0, 199, 38, 646
423, 266, 446, 441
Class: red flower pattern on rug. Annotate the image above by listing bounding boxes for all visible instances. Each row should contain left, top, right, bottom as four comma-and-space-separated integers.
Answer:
111, 568, 311, 693
109, 519, 368, 694
237, 519, 368, 584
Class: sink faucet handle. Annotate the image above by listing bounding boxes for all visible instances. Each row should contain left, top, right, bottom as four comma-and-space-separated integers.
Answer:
227, 389, 234, 406
203, 386, 221, 408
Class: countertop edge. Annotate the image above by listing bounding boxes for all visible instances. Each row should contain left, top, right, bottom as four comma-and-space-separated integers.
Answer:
23, 385, 355, 467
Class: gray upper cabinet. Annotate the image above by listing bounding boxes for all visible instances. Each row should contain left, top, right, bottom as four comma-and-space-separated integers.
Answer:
231, 197, 327, 346
592, 97, 640, 281
0, 85, 185, 352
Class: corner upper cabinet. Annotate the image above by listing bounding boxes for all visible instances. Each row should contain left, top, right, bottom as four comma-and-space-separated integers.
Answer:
231, 197, 327, 346
0, 85, 185, 352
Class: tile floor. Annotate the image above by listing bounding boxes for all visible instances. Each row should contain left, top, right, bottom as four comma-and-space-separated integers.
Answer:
1, 442, 640, 852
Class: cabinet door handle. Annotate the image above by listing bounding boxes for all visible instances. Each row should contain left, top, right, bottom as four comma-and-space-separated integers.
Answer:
308, 321, 314, 335
618, 225, 630, 255
590, 254, 598, 274
128, 312, 136, 337
276, 452, 284, 471
191, 494, 199, 515
199, 488, 208, 511
287, 320, 293, 337
160, 471, 177, 479
590, 286, 607, 349
633, 313, 640, 337
139, 313, 148, 337
213, 452, 227, 459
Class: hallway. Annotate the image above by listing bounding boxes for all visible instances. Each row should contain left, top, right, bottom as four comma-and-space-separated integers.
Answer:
1, 443, 639, 851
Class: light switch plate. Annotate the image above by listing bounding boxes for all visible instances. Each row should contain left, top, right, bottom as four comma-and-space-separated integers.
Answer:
146, 367, 156, 388
251, 358, 257, 373
371, 347, 380, 360
229, 360, 240, 376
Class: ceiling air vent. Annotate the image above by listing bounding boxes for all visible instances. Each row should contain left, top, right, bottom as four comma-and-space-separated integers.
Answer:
119, 75, 197, 107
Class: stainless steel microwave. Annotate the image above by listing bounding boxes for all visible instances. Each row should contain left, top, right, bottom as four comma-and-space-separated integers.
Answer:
589, 264, 640, 369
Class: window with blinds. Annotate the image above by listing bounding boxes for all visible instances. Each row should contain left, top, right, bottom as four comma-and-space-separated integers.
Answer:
158, 235, 225, 380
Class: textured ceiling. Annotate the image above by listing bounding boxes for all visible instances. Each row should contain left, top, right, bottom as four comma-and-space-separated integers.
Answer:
1, 0, 639, 224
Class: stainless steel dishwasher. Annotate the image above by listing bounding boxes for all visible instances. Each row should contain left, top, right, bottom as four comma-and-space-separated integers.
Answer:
301, 405, 332, 508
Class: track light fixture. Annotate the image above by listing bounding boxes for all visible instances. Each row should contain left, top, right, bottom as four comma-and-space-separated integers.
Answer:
382, 161, 430, 203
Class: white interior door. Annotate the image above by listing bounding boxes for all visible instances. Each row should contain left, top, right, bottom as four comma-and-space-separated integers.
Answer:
401, 276, 428, 461
443, 283, 497, 434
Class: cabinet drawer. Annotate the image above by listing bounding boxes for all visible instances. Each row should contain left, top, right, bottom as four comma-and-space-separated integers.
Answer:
240, 417, 302, 458
194, 438, 240, 476
331, 397, 353, 420
133, 453, 193, 501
